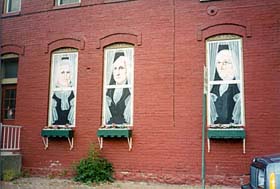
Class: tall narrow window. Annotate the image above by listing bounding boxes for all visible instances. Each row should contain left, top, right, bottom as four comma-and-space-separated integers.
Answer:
3, 0, 21, 14
102, 44, 134, 126
1, 54, 19, 122
206, 36, 245, 127
48, 50, 78, 127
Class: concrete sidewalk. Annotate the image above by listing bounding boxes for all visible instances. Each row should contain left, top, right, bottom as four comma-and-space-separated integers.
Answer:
0, 177, 239, 189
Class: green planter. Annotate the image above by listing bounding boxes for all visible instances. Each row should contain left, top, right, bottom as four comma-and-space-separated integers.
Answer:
97, 128, 132, 138
207, 128, 245, 139
97, 128, 133, 151
41, 129, 74, 150
207, 128, 246, 153
41, 129, 74, 138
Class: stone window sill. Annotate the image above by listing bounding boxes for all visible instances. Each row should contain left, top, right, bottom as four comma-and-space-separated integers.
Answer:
2, 11, 21, 18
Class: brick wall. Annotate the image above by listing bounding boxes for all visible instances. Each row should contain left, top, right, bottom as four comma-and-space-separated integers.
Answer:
1, 0, 280, 186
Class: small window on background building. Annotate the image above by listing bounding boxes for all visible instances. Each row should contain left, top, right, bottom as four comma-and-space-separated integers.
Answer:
55, 0, 80, 6
3, 0, 21, 14
206, 35, 245, 127
48, 49, 78, 127
102, 44, 134, 127
1, 54, 19, 121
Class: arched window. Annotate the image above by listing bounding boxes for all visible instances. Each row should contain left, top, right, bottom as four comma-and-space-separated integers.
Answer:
102, 43, 134, 127
48, 48, 78, 127
1, 53, 19, 122
206, 35, 245, 127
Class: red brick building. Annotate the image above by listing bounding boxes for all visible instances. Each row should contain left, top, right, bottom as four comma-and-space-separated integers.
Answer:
1, 0, 279, 186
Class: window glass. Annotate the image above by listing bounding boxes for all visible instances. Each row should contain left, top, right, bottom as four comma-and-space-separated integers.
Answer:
4, 0, 20, 13
56, 0, 80, 6
103, 45, 134, 126
1, 54, 18, 122
1, 58, 18, 78
207, 37, 244, 126
258, 169, 265, 188
3, 88, 16, 120
48, 51, 78, 127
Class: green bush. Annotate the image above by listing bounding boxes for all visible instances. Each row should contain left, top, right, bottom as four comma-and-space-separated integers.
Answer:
3, 169, 19, 181
73, 145, 114, 184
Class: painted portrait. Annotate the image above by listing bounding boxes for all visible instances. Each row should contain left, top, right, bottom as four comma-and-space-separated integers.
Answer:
49, 52, 78, 126
207, 39, 243, 125
103, 47, 134, 126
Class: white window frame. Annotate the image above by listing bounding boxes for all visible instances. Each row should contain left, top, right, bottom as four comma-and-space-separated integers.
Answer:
206, 37, 245, 127
4, 0, 21, 14
48, 51, 78, 127
56, 0, 80, 6
102, 44, 134, 127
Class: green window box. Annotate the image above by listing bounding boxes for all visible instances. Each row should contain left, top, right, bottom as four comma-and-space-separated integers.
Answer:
97, 128, 133, 151
41, 129, 74, 138
207, 128, 246, 154
207, 128, 245, 139
41, 129, 74, 150
97, 128, 132, 138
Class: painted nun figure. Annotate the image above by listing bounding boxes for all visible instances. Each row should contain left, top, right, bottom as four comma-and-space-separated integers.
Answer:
105, 51, 131, 125
52, 57, 75, 125
210, 43, 242, 125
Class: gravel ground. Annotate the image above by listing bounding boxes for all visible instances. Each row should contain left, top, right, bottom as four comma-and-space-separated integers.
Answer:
0, 177, 239, 189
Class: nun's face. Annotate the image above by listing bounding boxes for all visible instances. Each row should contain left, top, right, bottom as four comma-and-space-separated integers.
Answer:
215, 50, 235, 80
113, 56, 127, 85
57, 63, 72, 87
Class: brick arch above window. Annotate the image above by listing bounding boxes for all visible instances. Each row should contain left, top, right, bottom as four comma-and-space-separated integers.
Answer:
1, 44, 25, 56
97, 32, 142, 49
197, 22, 252, 41
45, 37, 85, 54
